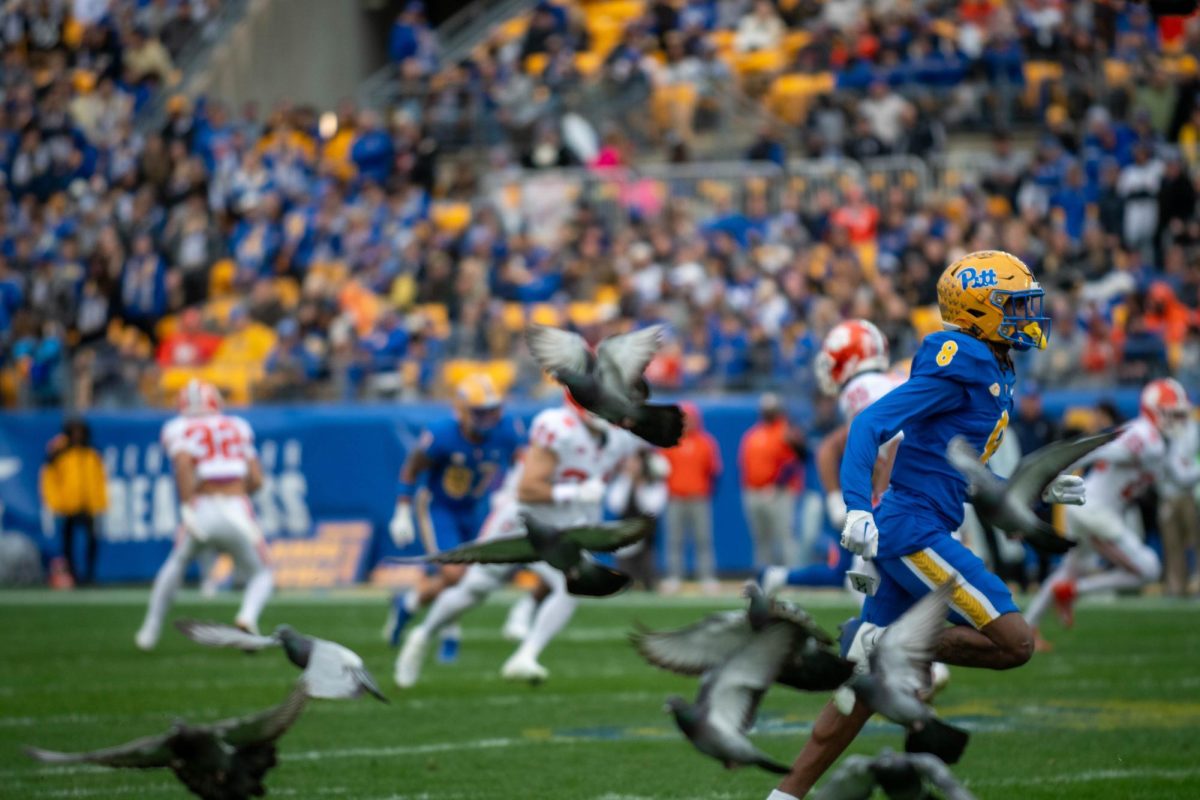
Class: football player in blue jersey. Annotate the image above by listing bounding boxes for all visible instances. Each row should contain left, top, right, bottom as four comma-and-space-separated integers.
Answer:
767, 251, 1088, 800
383, 373, 525, 659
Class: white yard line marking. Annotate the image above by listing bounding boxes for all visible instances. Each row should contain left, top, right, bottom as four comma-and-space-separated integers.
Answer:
972, 766, 1200, 787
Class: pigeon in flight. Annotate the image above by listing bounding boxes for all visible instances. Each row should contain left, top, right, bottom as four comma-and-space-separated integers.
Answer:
416, 515, 650, 597
947, 429, 1117, 554
846, 581, 969, 764
525, 324, 685, 447
633, 582, 854, 692
24, 682, 307, 800
814, 749, 976, 800
175, 621, 387, 703
665, 621, 794, 774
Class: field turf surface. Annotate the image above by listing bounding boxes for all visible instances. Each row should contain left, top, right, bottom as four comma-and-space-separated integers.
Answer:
1, 589, 1198, 799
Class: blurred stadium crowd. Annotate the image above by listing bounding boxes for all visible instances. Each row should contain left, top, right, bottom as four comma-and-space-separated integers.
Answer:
3, 0, 1200, 410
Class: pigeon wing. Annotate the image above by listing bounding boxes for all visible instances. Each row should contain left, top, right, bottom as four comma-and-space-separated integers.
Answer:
769, 597, 837, 646
175, 619, 280, 651
23, 733, 173, 768
945, 436, 1005, 492
526, 325, 591, 375
300, 640, 366, 700
811, 754, 878, 800
564, 519, 650, 552
700, 623, 794, 735
424, 536, 539, 564
909, 752, 977, 800
871, 580, 953, 697
216, 682, 308, 746
1005, 430, 1120, 507
596, 325, 665, 390
630, 611, 752, 675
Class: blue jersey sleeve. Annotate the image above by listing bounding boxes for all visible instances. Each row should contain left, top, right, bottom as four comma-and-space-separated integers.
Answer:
841, 374, 968, 513
420, 419, 457, 465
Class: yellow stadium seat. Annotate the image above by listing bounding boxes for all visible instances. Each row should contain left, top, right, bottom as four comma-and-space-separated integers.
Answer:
418, 303, 451, 339
160, 367, 206, 401
930, 19, 958, 40
567, 302, 602, 327
1165, 54, 1199, 77
710, 30, 736, 56
274, 277, 301, 309
781, 30, 812, 57
733, 48, 785, 76
530, 304, 563, 327
651, 83, 698, 132
155, 314, 179, 343
209, 259, 236, 298
1063, 406, 1098, 433
524, 52, 549, 75
431, 202, 472, 233
503, 302, 526, 331
1023, 61, 1063, 108
855, 241, 878, 278
496, 16, 528, 44
584, 1, 645, 24
574, 52, 603, 77
594, 285, 620, 306
203, 297, 240, 326
766, 72, 834, 125
63, 16, 85, 49
910, 306, 943, 340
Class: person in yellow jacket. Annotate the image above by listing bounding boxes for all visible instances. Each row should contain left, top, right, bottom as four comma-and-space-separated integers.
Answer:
40, 420, 108, 586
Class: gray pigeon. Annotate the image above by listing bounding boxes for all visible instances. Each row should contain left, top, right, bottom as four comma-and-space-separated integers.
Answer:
525, 324, 685, 447
946, 430, 1117, 554
175, 621, 387, 702
633, 583, 853, 692
416, 516, 650, 597
665, 621, 793, 774
847, 581, 969, 764
814, 749, 976, 800
24, 682, 307, 800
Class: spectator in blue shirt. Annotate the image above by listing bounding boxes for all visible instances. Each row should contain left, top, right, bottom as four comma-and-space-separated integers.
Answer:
352, 110, 396, 185
120, 234, 167, 334
1049, 160, 1096, 241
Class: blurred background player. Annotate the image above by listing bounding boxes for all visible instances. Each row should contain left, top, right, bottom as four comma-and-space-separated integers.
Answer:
394, 394, 644, 686
135, 381, 271, 650
1026, 378, 1198, 648
39, 419, 108, 587
760, 319, 900, 595
660, 403, 721, 595
383, 373, 523, 661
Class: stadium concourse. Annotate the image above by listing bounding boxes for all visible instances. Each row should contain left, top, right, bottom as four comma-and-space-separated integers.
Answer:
3, 1, 1200, 799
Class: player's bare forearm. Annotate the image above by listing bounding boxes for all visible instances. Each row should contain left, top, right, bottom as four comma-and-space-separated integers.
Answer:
816, 425, 849, 492
932, 612, 1034, 670
173, 454, 197, 504
777, 699, 873, 797
399, 449, 431, 486
244, 458, 264, 494
517, 444, 558, 504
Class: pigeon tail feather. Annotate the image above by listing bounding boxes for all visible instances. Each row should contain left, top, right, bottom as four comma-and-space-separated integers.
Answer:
904, 718, 970, 765
629, 404, 686, 448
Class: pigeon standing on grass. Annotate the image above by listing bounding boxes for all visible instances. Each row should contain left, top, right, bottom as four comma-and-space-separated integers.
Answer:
414, 515, 650, 597
632, 582, 855, 692
525, 324, 685, 447
946, 430, 1115, 554
814, 749, 976, 800
24, 682, 307, 800
846, 581, 970, 764
175, 621, 387, 702
664, 621, 794, 774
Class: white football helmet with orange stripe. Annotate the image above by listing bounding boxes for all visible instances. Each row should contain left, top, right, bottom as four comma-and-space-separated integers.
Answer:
177, 379, 223, 417
1140, 378, 1191, 439
815, 319, 890, 396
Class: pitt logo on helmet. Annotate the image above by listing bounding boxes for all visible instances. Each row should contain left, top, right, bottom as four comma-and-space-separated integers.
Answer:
957, 267, 998, 291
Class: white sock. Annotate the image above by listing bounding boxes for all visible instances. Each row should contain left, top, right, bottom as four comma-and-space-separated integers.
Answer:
236, 568, 274, 627
514, 587, 575, 662
419, 583, 482, 637
439, 623, 462, 642
766, 791, 798, 800
1077, 568, 1145, 594
141, 548, 188, 633
403, 589, 420, 613
504, 593, 537, 632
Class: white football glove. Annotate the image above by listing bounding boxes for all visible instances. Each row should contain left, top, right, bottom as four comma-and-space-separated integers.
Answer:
389, 502, 416, 548
840, 509, 878, 560
1042, 474, 1086, 506
825, 491, 848, 528
552, 478, 606, 505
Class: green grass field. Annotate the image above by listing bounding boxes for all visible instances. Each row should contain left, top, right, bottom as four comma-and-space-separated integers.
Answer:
1, 589, 1199, 799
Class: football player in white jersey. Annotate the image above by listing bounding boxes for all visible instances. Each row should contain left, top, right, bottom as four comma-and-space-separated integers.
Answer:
1026, 378, 1197, 649
393, 394, 642, 687
759, 319, 901, 595
135, 380, 273, 650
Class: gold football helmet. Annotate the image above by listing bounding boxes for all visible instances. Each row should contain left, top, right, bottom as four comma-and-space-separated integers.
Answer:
936, 250, 1049, 351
